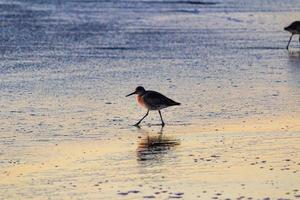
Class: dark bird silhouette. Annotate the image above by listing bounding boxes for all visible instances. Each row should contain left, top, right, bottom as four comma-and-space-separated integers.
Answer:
284, 21, 300, 50
126, 86, 180, 127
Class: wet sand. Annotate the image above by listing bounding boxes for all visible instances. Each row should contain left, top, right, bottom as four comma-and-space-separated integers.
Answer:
1, 0, 300, 199
1, 121, 300, 199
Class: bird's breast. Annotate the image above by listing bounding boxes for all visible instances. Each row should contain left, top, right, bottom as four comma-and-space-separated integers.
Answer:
136, 95, 148, 109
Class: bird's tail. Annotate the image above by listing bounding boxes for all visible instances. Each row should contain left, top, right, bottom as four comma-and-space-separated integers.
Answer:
173, 102, 181, 106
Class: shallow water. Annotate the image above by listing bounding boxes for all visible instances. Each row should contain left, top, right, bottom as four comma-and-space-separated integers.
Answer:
0, 0, 300, 199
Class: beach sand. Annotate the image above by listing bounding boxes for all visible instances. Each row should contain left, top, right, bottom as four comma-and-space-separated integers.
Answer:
1, 116, 300, 199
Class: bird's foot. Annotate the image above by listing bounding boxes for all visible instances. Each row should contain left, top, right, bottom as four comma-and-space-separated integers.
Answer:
133, 123, 141, 128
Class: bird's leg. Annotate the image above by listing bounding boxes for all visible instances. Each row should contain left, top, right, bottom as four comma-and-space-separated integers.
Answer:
287, 34, 294, 50
299, 35, 300, 42
158, 126, 164, 134
158, 110, 165, 127
134, 110, 149, 126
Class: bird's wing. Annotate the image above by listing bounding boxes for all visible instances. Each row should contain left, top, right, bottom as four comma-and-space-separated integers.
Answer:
143, 91, 176, 108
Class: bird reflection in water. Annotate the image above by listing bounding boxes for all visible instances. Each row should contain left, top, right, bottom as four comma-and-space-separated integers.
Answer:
287, 50, 300, 88
288, 49, 300, 58
136, 128, 180, 162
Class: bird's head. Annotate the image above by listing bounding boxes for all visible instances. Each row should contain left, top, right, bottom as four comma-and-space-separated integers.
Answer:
126, 86, 146, 97
284, 26, 291, 32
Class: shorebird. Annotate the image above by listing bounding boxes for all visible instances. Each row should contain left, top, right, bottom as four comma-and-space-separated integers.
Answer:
284, 21, 300, 50
126, 86, 180, 127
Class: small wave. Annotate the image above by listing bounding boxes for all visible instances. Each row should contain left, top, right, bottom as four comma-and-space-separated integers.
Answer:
141, 1, 218, 5
238, 46, 284, 50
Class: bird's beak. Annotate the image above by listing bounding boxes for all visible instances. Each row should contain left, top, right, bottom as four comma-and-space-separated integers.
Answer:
126, 91, 136, 97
